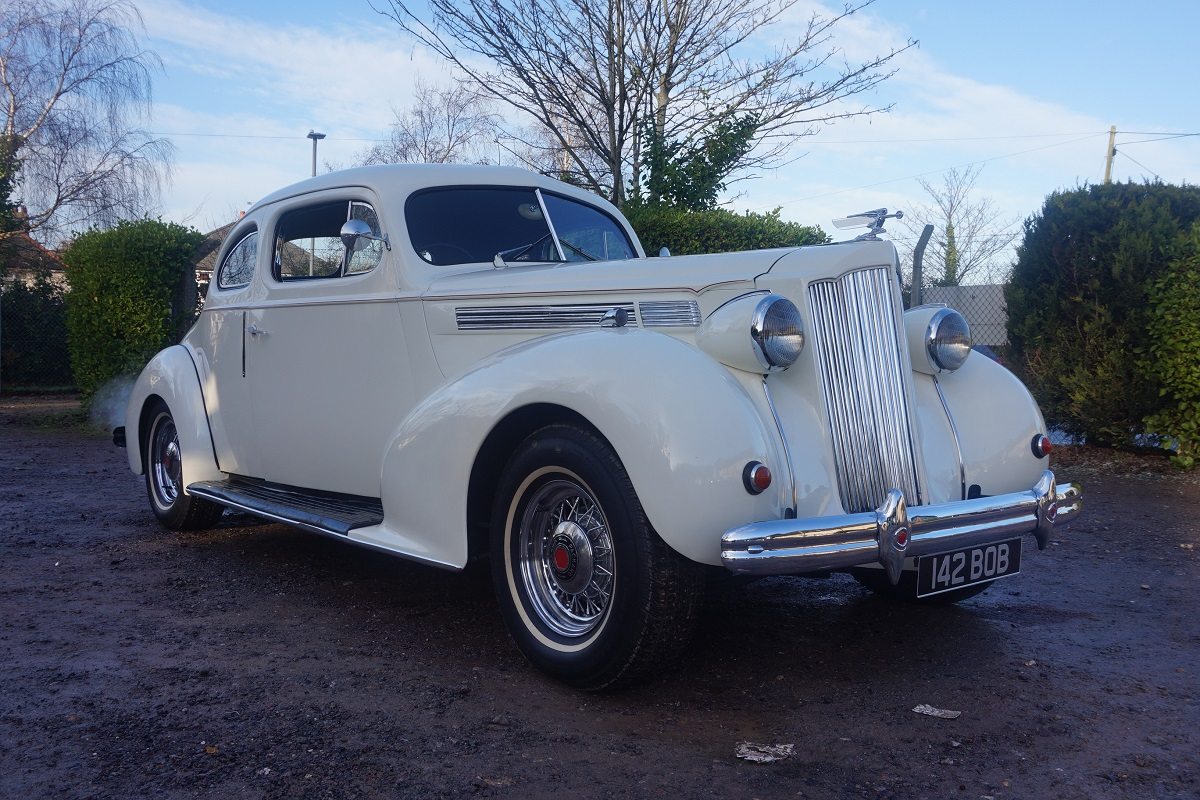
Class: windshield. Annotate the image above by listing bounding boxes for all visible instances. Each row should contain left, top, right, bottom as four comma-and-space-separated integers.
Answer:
405, 186, 636, 266
542, 193, 635, 262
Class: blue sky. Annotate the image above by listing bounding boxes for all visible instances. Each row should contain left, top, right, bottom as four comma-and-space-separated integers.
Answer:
138, 0, 1200, 255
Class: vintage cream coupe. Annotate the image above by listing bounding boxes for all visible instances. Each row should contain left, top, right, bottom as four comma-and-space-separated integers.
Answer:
118, 165, 1083, 689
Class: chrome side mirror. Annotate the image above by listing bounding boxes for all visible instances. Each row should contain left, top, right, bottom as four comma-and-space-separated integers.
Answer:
340, 218, 391, 252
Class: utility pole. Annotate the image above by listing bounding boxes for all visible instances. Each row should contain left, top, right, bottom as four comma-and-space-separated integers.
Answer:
306, 130, 326, 177
1103, 125, 1117, 184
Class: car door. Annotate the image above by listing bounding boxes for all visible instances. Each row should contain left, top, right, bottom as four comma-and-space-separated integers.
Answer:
245, 195, 413, 497
199, 228, 263, 478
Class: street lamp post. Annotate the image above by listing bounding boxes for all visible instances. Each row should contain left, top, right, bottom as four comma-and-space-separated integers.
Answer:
306, 129, 326, 177
305, 130, 326, 275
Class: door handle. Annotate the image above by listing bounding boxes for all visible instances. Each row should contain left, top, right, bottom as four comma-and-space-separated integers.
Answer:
248, 324, 268, 337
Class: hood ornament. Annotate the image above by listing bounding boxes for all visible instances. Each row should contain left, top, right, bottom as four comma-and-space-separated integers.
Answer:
832, 208, 904, 241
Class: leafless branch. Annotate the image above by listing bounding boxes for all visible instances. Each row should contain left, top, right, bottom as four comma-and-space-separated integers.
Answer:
897, 165, 1020, 286
355, 78, 500, 166
375, 0, 910, 206
0, 0, 171, 242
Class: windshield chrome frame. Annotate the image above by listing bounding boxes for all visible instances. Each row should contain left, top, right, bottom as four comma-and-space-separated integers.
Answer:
535, 188, 567, 262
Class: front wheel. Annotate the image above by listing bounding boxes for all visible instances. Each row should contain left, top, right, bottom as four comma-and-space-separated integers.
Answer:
144, 400, 223, 531
491, 424, 703, 690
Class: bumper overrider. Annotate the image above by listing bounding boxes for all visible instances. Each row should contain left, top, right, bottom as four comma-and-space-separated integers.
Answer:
721, 470, 1082, 584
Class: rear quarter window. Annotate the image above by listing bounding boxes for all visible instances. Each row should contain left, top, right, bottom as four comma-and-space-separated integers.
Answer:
217, 230, 258, 290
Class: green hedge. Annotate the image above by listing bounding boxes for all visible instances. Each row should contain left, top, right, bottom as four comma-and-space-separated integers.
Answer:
63, 219, 203, 405
1007, 182, 1200, 451
1145, 223, 1200, 466
624, 204, 828, 255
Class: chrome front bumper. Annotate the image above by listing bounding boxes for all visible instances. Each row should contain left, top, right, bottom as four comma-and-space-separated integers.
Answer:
721, 470, 1082, 583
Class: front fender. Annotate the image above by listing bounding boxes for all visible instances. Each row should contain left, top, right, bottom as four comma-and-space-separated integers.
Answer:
124, 345, 223, 490
935, 353, 1049, 495
373, 328, 783, 568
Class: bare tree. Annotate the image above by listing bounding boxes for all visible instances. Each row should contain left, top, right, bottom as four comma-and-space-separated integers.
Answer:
0, 0, 171, 243
377, 0, 912, 207
356, 79, 500, 166
899, 166, 1019, 287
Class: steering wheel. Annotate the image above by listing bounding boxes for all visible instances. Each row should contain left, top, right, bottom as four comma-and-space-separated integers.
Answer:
418, 242, 476, 265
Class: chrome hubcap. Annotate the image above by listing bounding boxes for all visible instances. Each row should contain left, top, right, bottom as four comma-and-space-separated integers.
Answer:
151, 416, 181, 507
518, 478, 615, 638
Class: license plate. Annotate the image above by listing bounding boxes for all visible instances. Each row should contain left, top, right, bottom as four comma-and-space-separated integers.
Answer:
916, 539, 1021, 598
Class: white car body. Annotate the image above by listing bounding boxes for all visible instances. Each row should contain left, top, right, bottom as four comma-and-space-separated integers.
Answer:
122, 165, 1082, 688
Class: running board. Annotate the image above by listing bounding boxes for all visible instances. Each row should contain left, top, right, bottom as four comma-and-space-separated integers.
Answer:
187, 477, 384, 537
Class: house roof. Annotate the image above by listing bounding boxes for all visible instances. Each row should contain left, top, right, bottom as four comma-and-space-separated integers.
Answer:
194, 221, 238, 274
0, 231, 65, 275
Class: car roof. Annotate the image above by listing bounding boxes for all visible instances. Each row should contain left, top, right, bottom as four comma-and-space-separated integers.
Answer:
248, 164, 617, 216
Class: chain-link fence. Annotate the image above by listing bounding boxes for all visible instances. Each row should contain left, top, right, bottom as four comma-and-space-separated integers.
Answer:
0, 272, 74, 392
920, 283, 1010, 361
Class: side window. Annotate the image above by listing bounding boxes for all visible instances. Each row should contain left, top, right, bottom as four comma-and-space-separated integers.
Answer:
542, 194, 636, 262
217, 231, 258, 289
274, 200, 384, 280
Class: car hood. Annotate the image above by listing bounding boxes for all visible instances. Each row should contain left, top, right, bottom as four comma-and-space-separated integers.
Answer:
421, 248, 798, 298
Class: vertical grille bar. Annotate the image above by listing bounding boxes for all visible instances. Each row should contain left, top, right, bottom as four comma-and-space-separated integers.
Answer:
807, 266, 922, 513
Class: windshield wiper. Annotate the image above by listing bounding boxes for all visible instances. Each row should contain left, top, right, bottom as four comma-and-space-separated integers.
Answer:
495, 233, 555, 265
560, 239, 598, 261
494, 234, 598, 266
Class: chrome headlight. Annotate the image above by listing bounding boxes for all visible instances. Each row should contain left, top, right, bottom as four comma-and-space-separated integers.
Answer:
697, 292, 805, 374
926, 307, 972, 371
752, 295, 804, 371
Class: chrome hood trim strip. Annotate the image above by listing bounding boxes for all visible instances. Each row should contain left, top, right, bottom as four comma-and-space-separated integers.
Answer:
456, 302, 638, 330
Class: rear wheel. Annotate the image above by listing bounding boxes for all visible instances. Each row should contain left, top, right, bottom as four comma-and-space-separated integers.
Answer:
850, 567, 992, 604
144, 400, 223, 531
491, 424, 703, 690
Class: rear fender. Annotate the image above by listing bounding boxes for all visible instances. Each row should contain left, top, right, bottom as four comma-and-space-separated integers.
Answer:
373, 328, 784, 568
125, 345, 223, 490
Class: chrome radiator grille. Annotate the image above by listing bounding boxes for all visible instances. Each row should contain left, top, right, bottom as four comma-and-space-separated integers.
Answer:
807, 267, 922, 513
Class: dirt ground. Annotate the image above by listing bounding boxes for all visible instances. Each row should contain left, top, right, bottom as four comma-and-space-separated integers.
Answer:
1, 395, 1197, 800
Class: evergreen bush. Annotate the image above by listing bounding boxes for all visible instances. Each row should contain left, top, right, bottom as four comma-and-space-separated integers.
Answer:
63, 219, 203, 405
1144, 223, 1200, 467
624, 204, 828, 256
0, 272, 72, 388
1007, 182, 1200, 450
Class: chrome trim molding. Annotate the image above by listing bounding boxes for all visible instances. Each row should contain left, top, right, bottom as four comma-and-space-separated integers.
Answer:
721, 470, 1083, 579
807, 266, 922, 512
534, 188, 567, 262
456, 302, 638, 330
932, 375, 967, 500
762, 377, 798, 513
638, 300, 701, 327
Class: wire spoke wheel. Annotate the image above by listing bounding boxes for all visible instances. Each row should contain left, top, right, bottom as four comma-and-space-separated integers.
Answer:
518, 478, 615, 638
491, 424, 703, 689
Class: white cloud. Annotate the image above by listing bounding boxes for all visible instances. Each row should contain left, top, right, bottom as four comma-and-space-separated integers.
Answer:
137, 0, 459, 224
733, 0, 1200, 243
136, 0, 1199, 239
139, 0, 451, 132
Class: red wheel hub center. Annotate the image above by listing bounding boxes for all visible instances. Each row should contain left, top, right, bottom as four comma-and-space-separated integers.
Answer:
553, 544, 571, 572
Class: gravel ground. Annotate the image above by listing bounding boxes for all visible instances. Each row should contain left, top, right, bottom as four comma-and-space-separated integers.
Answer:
1, 395, 1197, 799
